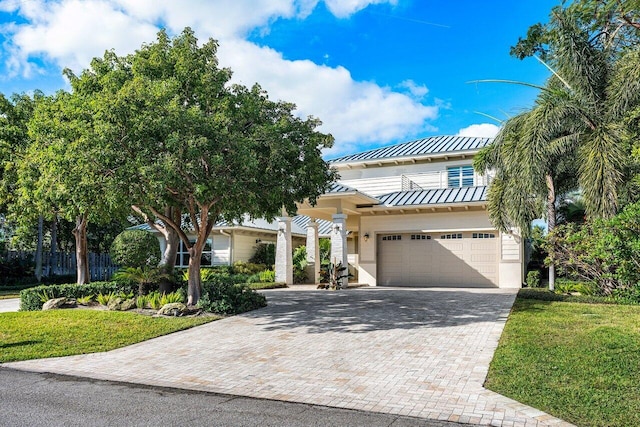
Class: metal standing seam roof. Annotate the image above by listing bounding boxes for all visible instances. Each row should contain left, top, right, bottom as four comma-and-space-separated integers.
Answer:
291, 215, 334, 236
377, 186, 488, 207
329, 135, 493, 164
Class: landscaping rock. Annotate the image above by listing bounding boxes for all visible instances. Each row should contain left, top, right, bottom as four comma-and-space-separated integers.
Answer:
157, 302, 188, 317
120, 298, 136, 311
107, 297, 123, 311
42, 297, 77, 310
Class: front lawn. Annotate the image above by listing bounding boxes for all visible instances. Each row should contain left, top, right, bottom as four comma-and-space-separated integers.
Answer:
0, 310, 218, 363
485, 297, 640, 427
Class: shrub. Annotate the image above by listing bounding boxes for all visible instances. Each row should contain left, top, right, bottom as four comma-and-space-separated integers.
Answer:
259, 269, 275, 283
96, 292, 115, 306
197, 282, 266, 315
249, 243, 275, 266
548, 201, 640, 294
247, 282, 286, 290
0, 254, 35, 286
19, 281, 137, 311
113, 266, 168, 295
554, 278, 596, 295
611, 284, 640, 304
109, 229, 161, 268
135, 295, 148, 309
526, 270, 541, 288
232, 261, 266, 275
293, 246, 307, 283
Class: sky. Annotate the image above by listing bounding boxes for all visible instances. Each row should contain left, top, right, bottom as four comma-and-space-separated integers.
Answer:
0, 0, 560, 158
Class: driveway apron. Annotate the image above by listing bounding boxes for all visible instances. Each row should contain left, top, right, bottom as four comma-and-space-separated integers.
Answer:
4, 287, 572, 426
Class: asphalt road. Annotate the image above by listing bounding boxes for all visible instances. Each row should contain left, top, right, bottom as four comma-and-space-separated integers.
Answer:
0, 368, 476, 427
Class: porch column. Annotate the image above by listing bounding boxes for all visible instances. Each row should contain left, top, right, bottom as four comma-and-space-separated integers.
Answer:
275, 216, 293, 285
306, 219, 320, 284
331, 213, 348, 289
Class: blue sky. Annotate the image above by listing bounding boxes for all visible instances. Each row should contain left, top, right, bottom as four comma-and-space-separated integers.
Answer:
0, 0, 559, 157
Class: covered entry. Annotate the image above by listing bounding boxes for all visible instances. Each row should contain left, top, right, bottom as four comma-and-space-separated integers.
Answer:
377, 231, 499, 287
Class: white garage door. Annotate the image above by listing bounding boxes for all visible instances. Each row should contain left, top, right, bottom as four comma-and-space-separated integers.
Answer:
377, 231, 498, 287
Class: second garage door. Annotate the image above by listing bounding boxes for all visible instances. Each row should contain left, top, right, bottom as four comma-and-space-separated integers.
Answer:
377, 231, 498, 287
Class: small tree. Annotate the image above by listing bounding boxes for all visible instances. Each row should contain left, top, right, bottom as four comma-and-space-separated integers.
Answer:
110, 229, 161, 268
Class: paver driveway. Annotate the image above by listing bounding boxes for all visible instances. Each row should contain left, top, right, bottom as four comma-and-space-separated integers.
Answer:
5, 287, 572, 426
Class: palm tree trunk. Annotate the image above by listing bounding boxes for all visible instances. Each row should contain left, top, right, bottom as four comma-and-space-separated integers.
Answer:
546, 174, 556, 291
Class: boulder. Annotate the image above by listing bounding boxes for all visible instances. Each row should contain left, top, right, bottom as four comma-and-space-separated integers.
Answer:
107, 297, 123, 311
42, 297, 77, 310
157, 302, 188, 317
120, 298, 136, 311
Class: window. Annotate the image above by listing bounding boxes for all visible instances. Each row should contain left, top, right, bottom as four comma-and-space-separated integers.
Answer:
440, 233, 463, 239
381, 235, 402, 241
447, 165, 474, 188
175, 239, 214, 267
410, 234, 431, 240
472, 233, 496, 239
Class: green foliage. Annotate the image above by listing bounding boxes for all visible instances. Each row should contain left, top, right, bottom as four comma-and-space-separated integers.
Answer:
109, 230, 160, 268
554, 278, 596, 296
113, 266, 168, 295
292, 245, 308, 284
232, 261, 266, 275
549, 201, 640, 294
247, 282, 286, 290
196, 282, 266, 315
76, 295, 93, 305
135, 295, 148, 309
0, 254, 35, 285
517, 288, 635, 305
96, 292, 115, 306
148, 292, 163, 310
249, 243, 275, 266
19, 281, 137, 311
526, 270, 541, 288
258, 269, 275, 283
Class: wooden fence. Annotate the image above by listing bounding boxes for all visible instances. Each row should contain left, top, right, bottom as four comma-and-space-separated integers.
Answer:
3, 251, 119, 281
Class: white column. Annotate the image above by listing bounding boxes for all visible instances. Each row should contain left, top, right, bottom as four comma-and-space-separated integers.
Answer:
306, 219, 320, 284
275, 216, 293, 285
331, 213, 348, 289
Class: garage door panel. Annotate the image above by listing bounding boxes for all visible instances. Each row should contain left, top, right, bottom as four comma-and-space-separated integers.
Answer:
378, 231, 498, 287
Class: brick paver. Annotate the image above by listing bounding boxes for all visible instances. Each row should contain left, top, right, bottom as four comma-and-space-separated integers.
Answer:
4, 287, 573, 426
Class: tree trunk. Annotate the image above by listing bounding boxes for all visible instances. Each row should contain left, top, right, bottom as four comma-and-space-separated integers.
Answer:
545, 174, 557, 292
187, 247, 202, 306
185, 210, 215, 306
49, 217, 57, 276
72, 214, 90, 285
35, 215, 43, 282
157, 207, 181, 294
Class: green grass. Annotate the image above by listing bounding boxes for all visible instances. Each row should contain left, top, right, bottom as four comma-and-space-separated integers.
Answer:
0, 310, 218, 363
486, 297, 640, 427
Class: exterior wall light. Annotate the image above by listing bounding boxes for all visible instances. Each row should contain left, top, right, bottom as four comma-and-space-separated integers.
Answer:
363, 233, 370, 241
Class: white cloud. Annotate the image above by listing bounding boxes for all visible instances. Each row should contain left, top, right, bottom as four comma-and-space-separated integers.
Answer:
324, 0, 398, 18
398, 79, 429, 99
1, 0, 435, 154
456, 123, 500, 138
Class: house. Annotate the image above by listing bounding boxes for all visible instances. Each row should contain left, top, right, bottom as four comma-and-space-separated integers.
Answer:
275, 135, 524, 288
132, 215, 333, 268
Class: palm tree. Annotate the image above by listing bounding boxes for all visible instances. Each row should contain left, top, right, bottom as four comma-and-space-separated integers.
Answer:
474, 11, 640, 290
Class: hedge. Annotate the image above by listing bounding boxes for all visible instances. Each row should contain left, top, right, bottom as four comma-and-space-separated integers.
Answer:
20, 281, 137, 311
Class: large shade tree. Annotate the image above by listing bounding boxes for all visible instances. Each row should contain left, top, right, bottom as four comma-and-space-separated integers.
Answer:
15, 92, 129, 284
475, 7, 640, 290
67, 29, 336, 304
